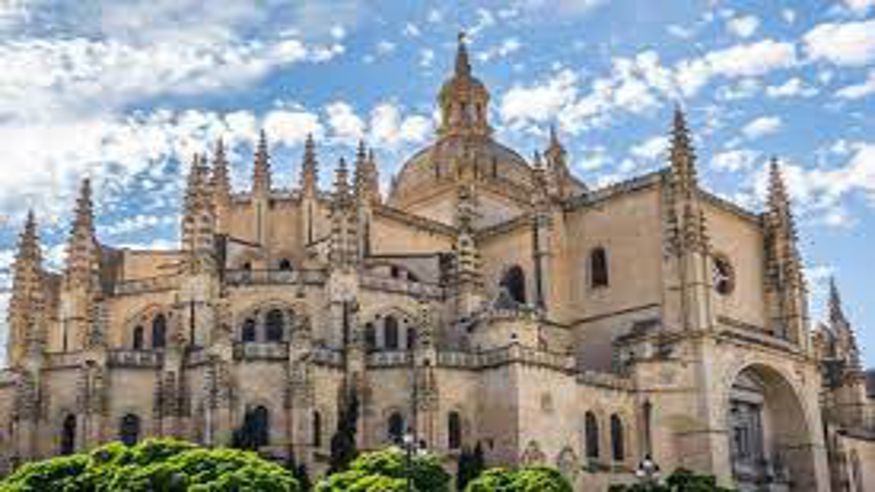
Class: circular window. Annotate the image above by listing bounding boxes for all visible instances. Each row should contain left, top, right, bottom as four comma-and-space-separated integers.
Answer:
712, 255, 735, 295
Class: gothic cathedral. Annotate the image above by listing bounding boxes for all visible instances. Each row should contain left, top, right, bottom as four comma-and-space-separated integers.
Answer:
2, 36, 873, 491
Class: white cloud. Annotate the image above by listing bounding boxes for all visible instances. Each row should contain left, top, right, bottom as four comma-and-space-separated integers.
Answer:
675, 40, 797, 96
500, 69, 579, 129
402, 23, 420, 37
711, 149, 761, 171
420, 49, 435, 68
782, 9, 797, 24
766, 78, 818, 98
804, 19, 875, 67
742, 116, 783, 139
325, 101, 365, 144
99, 214, 176, 237
843, 0, 875, 13
477, 38, 523, 62
376, 40, 396, 55
517, 0, 606, 16
263, 108, 323, 147
835, 70, 875, 99
727, 15, 760, 38
368, 103, 432, 148
629, 136, 668, 162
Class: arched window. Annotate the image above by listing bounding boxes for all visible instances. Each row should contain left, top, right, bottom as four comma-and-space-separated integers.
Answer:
132, 325, 144, 350
448, 411, 462, 450
152, 314, 166, 349
500, 265, 526, 304
365, 323, 376, 351
60, 414, 76, 455
119, 414, 141, 446
388, 412, 404, 444
241, 318, 257, 342
245, 405, 270, 448
278, 259, 292, 271
585, 411, 599, 459
312, 410, 322, 447
590, 247, 609, 288
390, 266, 401, 278
610, 414, 624, 461
384, 316, 399, 350
241, 261, 252, 271
265, 309, 285, 342
712, 255, 735, 295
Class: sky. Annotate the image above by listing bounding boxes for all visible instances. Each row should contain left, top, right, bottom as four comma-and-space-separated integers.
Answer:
0, 0, 873, 364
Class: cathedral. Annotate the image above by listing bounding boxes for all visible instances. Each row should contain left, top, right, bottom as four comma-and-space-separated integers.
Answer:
2, 36, 874, 491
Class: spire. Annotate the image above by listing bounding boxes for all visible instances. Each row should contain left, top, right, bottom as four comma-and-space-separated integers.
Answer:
354, 141, 380, 204
182, 153, 215, 252
211, 138, 231, 203
829, 277, 848, 327
767, 157, 796, 238
455, 31, 471, 78
8, 211, 45, 365
300, 133, 319, 194
252, 130, 271, 194
334, 157, 351, 203
64, 178, 100, 290
766, 157, 802, 288
669, 105, 697, 198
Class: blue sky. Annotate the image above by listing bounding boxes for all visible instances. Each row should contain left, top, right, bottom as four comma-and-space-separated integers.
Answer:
0, 0, 873, 364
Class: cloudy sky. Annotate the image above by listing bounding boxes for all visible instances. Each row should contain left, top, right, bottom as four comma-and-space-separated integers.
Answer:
0, 0, 873, 364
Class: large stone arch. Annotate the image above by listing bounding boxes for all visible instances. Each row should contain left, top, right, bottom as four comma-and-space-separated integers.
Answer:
722, 362, 820, 490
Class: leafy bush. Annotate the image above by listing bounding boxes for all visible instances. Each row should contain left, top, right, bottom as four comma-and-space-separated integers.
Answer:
316, 447, 450, 492
1, 438, 299, 491
464, 466, 573, 492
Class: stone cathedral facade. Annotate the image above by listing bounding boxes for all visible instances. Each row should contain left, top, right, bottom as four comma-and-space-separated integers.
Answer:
2, 37, 875, 491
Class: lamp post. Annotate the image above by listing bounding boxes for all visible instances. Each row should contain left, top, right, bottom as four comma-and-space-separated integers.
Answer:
635, 454, 661, 488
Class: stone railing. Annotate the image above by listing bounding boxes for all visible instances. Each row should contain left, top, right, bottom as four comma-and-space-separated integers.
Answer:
107, 349, 164, 368
44, 351, 85, 368
113, 275, 178, 296
717, 316, 799, 353
436, 351, 480, 368
577, 370, 635, 391
367, 350, 413, 368
359, 273, 444, 299
225, 268, 327, 287
233, 342, 289, 361
312, 346, 344, 367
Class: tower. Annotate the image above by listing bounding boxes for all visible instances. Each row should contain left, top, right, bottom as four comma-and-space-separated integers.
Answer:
62, 178, 103, 351
211, 138, 232, 235
7, 211, 46, 367
663, 107, 712, 332
181, 153, 216, 269
437, 33, 491, 138
251, 130, 272, 245
764, 157, 808, 348
299, 133, 320, 249
354, 141, 379, 258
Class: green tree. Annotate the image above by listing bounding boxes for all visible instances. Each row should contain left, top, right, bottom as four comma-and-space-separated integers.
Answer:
464, 466, 572, 492
316, 447, 451, 492
456, 443, 486, 491
1, 438, 299, 492
328, 389, 360, 473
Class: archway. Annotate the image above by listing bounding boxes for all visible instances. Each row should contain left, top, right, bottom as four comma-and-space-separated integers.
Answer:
60, 414, 76, 455
499, 265, 526, 304
726, 364, 817, 490
119, 414, 141, 446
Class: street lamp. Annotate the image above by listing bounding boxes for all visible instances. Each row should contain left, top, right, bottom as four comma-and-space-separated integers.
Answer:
635, 454, 661, 487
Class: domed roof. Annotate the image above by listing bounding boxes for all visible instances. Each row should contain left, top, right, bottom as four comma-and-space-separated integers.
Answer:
388, 34, 534, 205
389, 135, 534, 202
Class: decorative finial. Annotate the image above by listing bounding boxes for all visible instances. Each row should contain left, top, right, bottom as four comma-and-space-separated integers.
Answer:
455, 31, 471, 77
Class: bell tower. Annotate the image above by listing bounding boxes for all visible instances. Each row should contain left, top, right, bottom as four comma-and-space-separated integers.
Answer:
437, 33, 491, 138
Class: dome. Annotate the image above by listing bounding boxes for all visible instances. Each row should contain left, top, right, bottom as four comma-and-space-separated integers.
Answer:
389, 135, 534, 203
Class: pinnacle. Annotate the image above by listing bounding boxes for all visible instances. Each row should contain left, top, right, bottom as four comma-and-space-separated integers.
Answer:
455, 31, 471, 77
